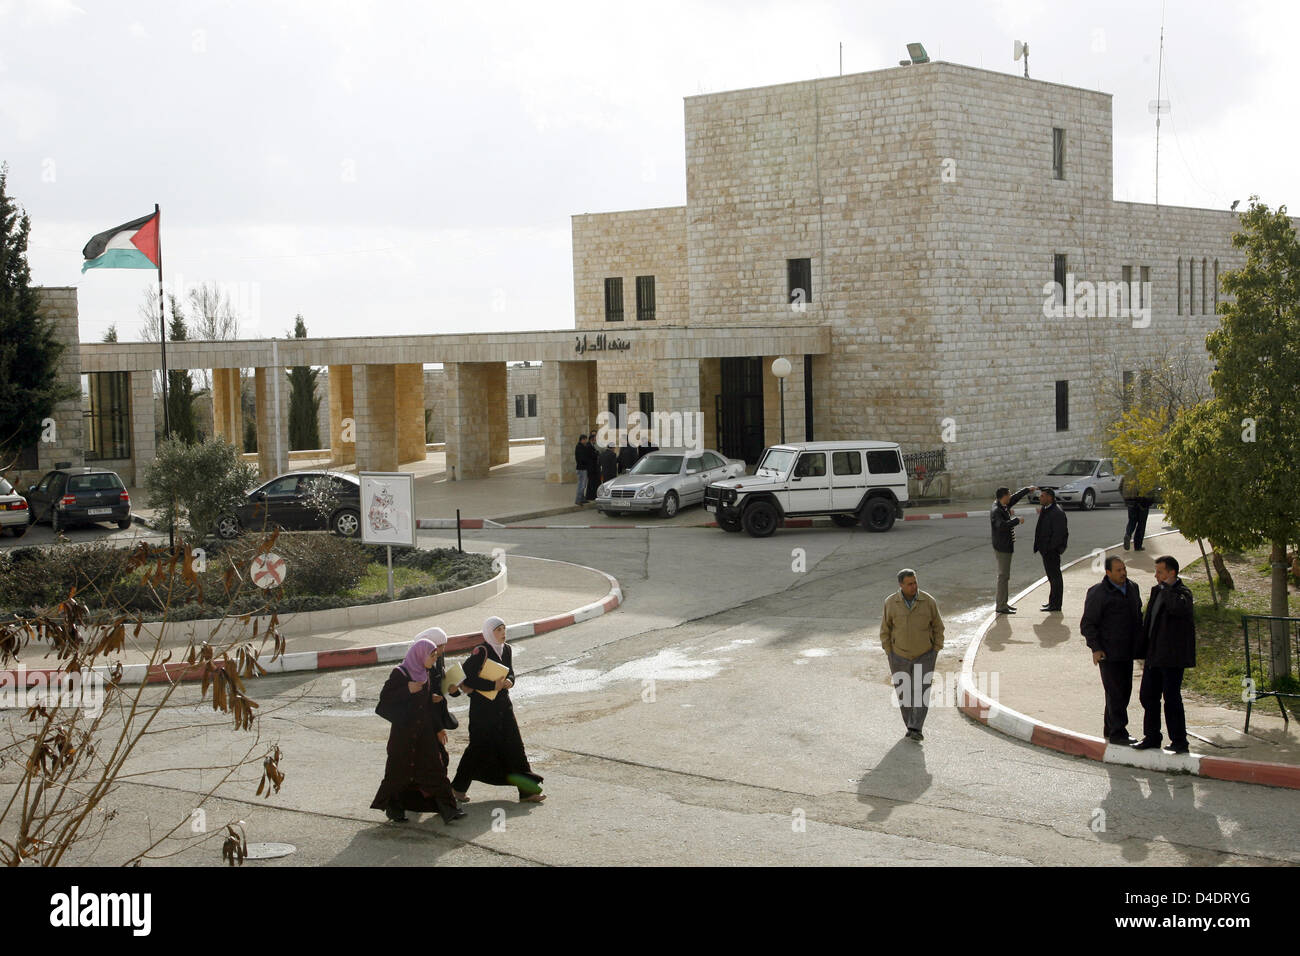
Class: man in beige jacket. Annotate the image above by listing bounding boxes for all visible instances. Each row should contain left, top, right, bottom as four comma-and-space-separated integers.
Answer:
879, 568, 946, 742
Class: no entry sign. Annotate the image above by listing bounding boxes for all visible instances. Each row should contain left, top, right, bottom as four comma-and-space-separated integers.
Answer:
250, 552, 287, 589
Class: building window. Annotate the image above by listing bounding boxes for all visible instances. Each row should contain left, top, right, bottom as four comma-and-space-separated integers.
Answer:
787, 258, 812, 308
604, 277, 624, 322
83, 371, 132, 461
1202, 257, 1208, 314
1053, 254, 1067, 308
527, 394, 537, 417
1055, 380, 1069, 432
1176, 258, 1182, 314
608, 392, 627, 427
1122, 265, 1132, 312
639, 392, 654, 417
515, 394, 525, 418
636, 275, 656, 321
1140, 265, 1150, 310
1189, 256, 1197, 315
1052, 127, 1065, 180
1214, 259, 1219, 312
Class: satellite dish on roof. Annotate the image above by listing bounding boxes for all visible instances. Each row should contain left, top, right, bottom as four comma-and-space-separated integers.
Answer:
1013, 39, 1029, 77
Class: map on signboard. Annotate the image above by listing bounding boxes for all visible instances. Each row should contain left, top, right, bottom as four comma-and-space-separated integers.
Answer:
360, 473, 415, 547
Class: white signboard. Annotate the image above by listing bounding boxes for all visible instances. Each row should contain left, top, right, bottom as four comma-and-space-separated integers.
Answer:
359, 472, 416, 548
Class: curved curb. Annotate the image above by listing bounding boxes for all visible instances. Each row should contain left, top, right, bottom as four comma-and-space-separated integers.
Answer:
2, 557, 623, 689
958, 534, 1300, 790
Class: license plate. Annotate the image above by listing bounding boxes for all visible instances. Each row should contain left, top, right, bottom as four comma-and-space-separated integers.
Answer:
88, 508, 111, 516
706, 505, 716, 513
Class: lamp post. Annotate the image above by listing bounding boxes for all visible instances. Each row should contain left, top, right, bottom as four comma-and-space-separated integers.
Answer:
771, 357, 791, 444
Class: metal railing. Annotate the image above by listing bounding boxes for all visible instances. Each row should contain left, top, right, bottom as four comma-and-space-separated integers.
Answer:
1241, 614, 1300, 732
903, 449, 947, 498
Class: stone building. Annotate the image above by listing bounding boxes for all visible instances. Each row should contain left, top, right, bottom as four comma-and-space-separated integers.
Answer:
573, 60, 1250, 493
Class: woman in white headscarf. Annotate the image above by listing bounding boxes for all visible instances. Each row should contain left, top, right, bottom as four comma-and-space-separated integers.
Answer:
451, 616, 546, 804
370, 627, 466, 823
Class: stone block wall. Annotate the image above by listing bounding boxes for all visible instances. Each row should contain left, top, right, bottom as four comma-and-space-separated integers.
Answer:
33, 288, 84, 480
542, 361, 595, 482
572, 206, 688, 330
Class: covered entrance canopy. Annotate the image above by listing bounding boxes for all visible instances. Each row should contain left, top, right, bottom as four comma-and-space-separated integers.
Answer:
78, 324, 830, 484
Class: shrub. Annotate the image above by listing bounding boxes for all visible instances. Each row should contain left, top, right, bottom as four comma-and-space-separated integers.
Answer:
144, 436, 257, 544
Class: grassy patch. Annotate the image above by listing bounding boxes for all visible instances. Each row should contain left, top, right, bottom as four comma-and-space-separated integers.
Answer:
1182, 546, 1298, 710
345, 563, 440, 599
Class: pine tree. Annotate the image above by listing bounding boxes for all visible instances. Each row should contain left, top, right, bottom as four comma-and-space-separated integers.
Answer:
166, 297, 198, 443
286, 314, 320, 450
0, 164, 78, 465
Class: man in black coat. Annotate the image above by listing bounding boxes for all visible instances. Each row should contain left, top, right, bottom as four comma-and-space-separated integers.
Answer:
1080, 556, 1144, 745
1133, 554, 1196, 754
599, 443, 618, 483
991, 485, 1035, 614
573, 435, 591, 505
617, 442, 638, 474
583, 431, 601, 500
1033, 488, 1069, 612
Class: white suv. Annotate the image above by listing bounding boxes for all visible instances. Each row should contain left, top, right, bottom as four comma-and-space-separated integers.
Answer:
704, 441, 910, 537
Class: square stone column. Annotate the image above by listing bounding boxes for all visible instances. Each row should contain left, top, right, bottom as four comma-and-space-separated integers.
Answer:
212, 368, 243, 450
328, 363, 355, 465
542, 360, 595, 482
33, 288, 84, 476
354, 364, 398, 472
254, 367, 289, 480
128, 369, 156, 486
651, 358, 703, 449
487, 362, 509, 467
443, 361, 507, 480
395, 363, 427, 464
698, 358, 722, 452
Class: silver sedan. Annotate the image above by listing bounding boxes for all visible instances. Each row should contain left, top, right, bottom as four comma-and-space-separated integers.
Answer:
0, 477, 30, 537
595, 448, 745, 518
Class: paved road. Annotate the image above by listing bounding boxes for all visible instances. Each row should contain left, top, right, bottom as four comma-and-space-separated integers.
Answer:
7, 506, 1298, 866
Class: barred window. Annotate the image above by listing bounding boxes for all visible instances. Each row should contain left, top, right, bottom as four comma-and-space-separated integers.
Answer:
1052, 127, 1065, 180
636, 275, 656, 321
604, 277, 624, 322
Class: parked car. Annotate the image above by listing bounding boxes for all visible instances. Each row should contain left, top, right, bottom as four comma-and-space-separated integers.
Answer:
704, 440, 910, 537
594, 448, 745, 518
1029, 457, 1123, 510
215, 471, 362, 539
0, 477, 30, 536
23, 467, 132, 533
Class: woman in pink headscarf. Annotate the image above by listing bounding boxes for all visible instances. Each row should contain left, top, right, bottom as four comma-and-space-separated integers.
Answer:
370, 627, 466, 824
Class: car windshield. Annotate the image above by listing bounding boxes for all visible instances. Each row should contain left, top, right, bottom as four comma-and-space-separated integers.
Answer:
68, 473, 122, 491
1047, 459, 1097, 477
756, 449, 795, 476
630, 455, 682, 476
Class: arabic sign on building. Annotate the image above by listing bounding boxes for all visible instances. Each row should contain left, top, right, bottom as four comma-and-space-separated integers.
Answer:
574, 332, 631, 354
359, 472, 416, 548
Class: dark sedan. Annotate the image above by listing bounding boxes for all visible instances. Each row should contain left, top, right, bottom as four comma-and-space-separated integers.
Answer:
216, 471, 361, 539
24, 468, 132, 533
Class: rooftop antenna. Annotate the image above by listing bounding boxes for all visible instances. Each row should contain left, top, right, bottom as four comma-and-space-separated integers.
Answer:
1013, 40, 1029, 78
1150, 5, 1169, 207
839, 41, 842, 76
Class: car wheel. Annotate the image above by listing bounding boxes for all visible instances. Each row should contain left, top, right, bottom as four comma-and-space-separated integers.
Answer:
717, 514, 742, 533
333, 508, 361, 537
1081, 488, 1096, 511
742, 500, 779, 538
117, 517, 132, 530
216, 515, 242, 540
51, 511, 62, 534
27, 509, 36, 526
660, 491, 679, 518
864, 498, 895, 532
831, 514, 859, 529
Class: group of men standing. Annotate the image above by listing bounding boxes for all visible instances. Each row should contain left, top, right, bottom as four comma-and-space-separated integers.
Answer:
987, 483, 1196, 754
573, 434, 651, 505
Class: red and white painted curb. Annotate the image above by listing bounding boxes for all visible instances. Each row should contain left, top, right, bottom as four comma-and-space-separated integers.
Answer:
1, 557, 623, 689
958, 537, 1300, 790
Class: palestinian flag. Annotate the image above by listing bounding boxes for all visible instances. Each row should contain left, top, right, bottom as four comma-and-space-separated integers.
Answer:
81, 211, 160, 272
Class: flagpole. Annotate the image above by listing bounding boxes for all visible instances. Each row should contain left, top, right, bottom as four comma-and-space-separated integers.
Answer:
155, 202, 174, 551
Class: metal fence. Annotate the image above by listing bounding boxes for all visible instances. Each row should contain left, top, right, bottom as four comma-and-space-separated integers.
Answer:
902, 448, 946, 479
1240, 614, 1300, 732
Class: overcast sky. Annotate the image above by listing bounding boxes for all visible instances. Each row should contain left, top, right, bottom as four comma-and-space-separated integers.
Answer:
4, 0, 1296, 347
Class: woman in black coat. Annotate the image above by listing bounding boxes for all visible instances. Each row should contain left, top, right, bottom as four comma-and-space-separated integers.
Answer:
451, 616, 545, 804
370, 628, 466, 823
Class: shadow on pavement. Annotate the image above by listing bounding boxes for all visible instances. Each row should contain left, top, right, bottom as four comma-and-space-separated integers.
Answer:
856, 737, 933, 822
